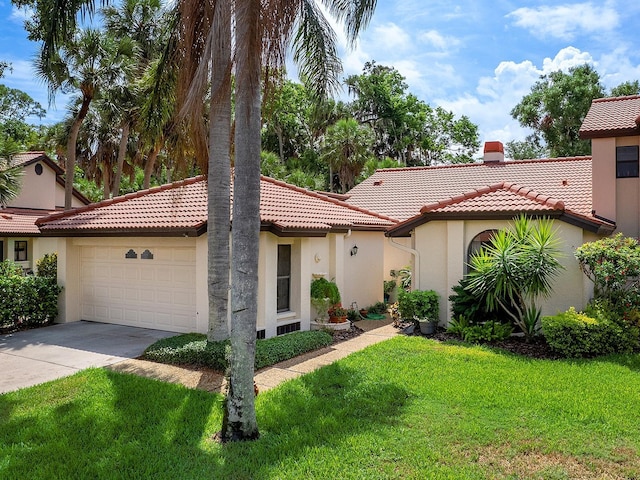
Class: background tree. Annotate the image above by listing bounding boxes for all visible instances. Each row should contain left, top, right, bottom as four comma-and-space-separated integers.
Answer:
610, 80, 640, 97
321, 117, 373, 193
505, 140, 548, 160
0, 159, 22, 205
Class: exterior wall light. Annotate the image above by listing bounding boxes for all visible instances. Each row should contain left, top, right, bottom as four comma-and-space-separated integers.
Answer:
350, 245, 358, 256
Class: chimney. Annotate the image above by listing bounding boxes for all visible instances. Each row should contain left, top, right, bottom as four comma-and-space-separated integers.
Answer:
483, 141, 504, 163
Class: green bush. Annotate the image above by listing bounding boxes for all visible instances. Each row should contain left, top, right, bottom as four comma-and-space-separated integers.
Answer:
447, 316, 513, 343
143, 330, 334, 371
310, 278, 341, 305
398, 289, 439, 323
36, 253, 58, 279
542, 307, 638, 358
0, 274, 61, 330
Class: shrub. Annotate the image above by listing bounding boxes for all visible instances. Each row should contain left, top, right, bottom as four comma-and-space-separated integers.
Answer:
575, 233, 640, 305
310, 277, 341, 305
143, 330, 334, 371
542, 307, 638, 358
447, 316, 513, 343
398, 289, 439, 325
0, 259, 23, 277
36, 253, 58, 279
367, 301, 387, 314
0, 274, 61, 330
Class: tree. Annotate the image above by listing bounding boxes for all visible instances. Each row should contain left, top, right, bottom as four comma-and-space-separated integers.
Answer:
321, 117, 373, 193
0, 158, 22, 206
505, 140, 547, 160
511, 64, 605, 157
346, 62, 479, 165
467, 215, 563, 340
610, 80, 640, 98
0, 85, 46, 157
35, 28, 129, 209
0, 85, 46, 122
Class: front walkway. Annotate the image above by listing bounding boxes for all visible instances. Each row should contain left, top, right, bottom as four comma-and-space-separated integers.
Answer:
109, 322, 399, 393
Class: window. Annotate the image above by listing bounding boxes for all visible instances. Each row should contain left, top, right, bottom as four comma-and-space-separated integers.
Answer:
277, 245, 291, 313
466, 230, 497, 272
0, 241, 4, 261
616, 146, 639, 178
14, 241, 28, 262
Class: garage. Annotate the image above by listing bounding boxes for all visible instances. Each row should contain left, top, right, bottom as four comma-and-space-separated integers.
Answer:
79, 244, 197, 332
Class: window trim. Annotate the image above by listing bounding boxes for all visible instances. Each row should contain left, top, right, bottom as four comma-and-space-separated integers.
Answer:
14, 241, 28, 262
466, 230, 498, 273
616, 145, 639, 178
277, 244, 292, 313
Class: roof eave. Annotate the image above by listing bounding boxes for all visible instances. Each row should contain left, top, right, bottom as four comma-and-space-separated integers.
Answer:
579, 127, 640, 139
37, 227, 204, 237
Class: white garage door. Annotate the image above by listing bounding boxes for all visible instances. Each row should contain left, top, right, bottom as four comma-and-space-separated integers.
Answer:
80, 245, 197, 332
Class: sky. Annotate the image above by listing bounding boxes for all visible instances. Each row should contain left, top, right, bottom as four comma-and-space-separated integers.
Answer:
1, 0, 640, 148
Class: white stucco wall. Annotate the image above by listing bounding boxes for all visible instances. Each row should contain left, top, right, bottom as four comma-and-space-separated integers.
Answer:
342, 231, 385, 310
10, 161, 57, 210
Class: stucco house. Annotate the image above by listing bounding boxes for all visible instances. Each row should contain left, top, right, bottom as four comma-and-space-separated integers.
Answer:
0, 152, 88, 272
36, 175, 394, 337
346, 95, 640, 324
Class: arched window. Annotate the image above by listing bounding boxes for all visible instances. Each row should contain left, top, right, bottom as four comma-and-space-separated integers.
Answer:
466, 230, 498, 273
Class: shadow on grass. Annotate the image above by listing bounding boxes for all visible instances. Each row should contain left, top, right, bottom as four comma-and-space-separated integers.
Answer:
0, 362, 409, 478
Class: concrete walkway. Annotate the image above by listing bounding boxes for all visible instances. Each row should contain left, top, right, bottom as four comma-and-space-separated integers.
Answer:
0, 321, 174, 394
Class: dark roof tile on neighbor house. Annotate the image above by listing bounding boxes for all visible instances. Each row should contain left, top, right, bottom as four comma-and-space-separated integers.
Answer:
346, 156, 594, 222
580, 95, 640, 139
37, 175, 395, 236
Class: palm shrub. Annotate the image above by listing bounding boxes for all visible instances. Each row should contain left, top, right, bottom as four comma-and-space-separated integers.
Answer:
466, 215, 563, 341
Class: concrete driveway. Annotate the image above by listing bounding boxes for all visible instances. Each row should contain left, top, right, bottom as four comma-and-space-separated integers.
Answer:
0, 321, 175, 394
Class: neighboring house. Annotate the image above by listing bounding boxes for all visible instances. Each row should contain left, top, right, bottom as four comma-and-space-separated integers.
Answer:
37, 175, 394, 337
0, 152, 89, 272
346, 94, 640, 324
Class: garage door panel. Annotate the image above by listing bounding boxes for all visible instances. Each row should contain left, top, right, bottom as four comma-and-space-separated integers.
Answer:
80, 245, 197, 332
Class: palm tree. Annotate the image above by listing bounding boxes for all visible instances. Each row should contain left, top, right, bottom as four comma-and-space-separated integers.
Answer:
466, 215, 563, 340
0, 158, 22, 206
35, 28, 129, 209
321, 117, 374, 193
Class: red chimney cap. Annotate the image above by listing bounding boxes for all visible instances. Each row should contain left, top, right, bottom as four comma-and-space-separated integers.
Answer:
484, 141, 504, 153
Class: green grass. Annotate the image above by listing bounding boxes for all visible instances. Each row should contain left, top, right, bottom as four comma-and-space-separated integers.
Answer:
2, 336, 640, 479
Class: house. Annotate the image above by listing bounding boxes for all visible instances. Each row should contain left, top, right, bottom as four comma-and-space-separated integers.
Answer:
37, 175, 394, 337
0, 152, 89, 272
346, 95, 640, 324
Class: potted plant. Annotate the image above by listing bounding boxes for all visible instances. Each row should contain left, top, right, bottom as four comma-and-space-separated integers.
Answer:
310, 277, 341, 324
383, 279, 397, 303
329, 306, 348, 323
398, 289, 440, 335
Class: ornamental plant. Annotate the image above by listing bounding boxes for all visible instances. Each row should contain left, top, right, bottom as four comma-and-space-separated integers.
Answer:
575, 233, 640, 305
466, 215, 563, 341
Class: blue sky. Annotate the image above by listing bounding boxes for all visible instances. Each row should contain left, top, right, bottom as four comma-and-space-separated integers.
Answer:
2, 0, 640, 148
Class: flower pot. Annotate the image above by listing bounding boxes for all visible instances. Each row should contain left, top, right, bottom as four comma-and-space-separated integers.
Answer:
419, 319, 436, 335
329, 315, 348, 324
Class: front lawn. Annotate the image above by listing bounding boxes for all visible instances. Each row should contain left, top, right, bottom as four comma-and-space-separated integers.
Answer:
2, 336, 640, 479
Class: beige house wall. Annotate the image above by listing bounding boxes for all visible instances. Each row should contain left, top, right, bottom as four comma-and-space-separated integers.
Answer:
413, 218, 597, 325
10, 161, 58, 210
342, 231, 385, 309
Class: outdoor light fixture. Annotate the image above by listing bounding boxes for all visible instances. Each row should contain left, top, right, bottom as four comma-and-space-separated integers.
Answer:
350, 245, 358, 256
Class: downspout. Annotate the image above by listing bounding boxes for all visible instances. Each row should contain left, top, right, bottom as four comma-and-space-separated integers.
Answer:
387, 235, 420, 289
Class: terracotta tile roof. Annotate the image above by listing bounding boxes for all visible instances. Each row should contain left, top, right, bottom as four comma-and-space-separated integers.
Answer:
420, 182, 564, 214
10, 151, 53, 169
580, 95, 640, 139
0, 208, 56, 235
37, 175, 395, 236
346, 157, 593, 222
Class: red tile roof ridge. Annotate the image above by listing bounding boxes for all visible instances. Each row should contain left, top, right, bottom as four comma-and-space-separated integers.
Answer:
592, 94, 640, 103
503, 182, 565, 210
36, 175, 206, 226
260, 175, 398, 224
373, 156, 592, 173
419, 182, 565, 214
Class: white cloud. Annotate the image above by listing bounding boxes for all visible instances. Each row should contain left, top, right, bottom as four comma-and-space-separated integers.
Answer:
418, 30, 461, 52
507, 2, 619, 41
436, 47, 598, 146
9, 5, 32, 24
371, 23, 412, 52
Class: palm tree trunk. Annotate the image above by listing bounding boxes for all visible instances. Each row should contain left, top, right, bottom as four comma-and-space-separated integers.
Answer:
112, 120, 130, 197
208, 0, 232, 342
65, 97, 91, 210
222, 0, 261, 442
143, 143, 161, 190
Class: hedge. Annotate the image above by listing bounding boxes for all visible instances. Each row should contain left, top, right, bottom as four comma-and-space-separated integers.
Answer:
143, 330, 334, 371
0, 276, 62, 330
